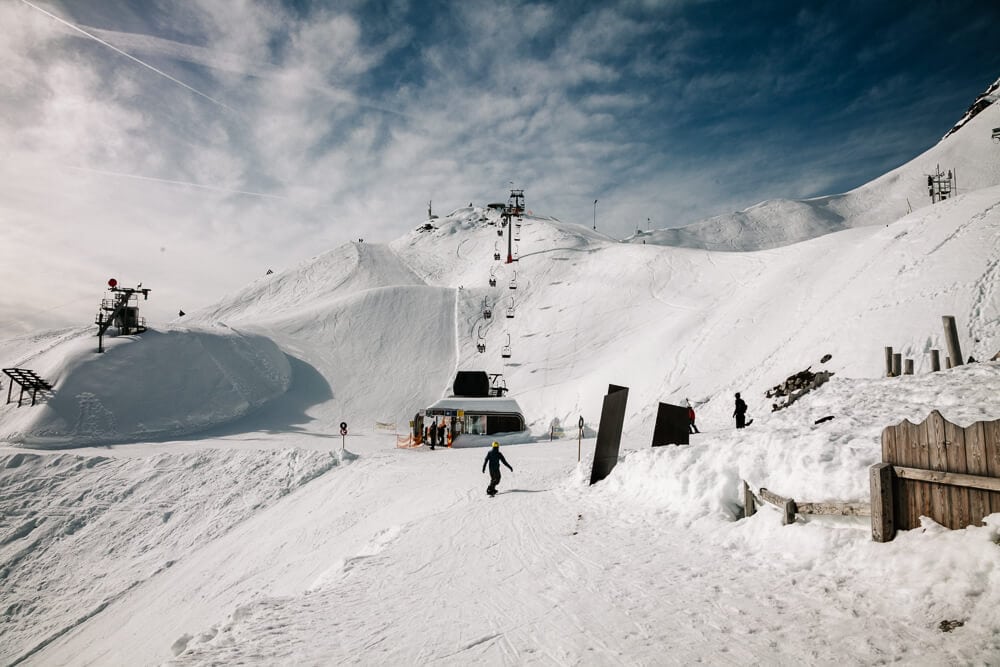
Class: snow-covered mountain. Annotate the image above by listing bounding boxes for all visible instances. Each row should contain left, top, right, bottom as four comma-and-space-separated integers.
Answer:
1, 77, 1000, 665
626, 83, 1000, 251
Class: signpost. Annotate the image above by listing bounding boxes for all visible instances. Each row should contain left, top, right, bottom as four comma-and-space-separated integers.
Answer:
340, 421, 348, 451
578, 416, 585, 462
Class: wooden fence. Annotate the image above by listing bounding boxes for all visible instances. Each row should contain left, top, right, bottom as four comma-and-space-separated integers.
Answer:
870, 411, 1000, 542
742, 481, 870, 525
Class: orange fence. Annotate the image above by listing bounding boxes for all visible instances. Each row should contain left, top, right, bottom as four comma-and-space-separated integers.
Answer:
397, 434, 422, 449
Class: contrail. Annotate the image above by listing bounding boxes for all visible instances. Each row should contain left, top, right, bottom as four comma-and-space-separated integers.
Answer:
19, 0, 237, 114
69, 166, 287, 200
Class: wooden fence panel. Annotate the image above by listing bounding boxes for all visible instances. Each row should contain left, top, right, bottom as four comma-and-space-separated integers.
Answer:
944, 418, 971, 530
925, 411, 951, 527
964, 422, 990, 520
986, 420, 1000, 515
878, 412, 1000, 536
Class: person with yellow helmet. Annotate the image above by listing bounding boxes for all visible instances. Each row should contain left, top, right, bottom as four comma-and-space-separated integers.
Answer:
482, 441, 513, 497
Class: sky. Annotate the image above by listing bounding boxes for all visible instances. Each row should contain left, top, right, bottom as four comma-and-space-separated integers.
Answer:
2, 0, 1000, 334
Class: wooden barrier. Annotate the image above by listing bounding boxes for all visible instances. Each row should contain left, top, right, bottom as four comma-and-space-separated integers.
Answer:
871, 411, 1000, 542
741, 481, 870, 525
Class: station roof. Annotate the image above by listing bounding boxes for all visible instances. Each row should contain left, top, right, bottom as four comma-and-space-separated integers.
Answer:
426, 397, 523, 414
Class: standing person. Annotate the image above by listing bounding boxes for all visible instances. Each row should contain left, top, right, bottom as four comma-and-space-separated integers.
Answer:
482, 441, 513, 497
733, 392, 748, 429
686, 399, 700, 434
430, 420, 438, 450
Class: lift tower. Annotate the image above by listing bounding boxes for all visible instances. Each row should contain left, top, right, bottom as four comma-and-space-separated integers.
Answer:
503, 189, 525, 264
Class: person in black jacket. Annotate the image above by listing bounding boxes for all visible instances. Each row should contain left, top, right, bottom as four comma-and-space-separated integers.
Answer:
734, 392, 748, 429
483, 441, 513, 497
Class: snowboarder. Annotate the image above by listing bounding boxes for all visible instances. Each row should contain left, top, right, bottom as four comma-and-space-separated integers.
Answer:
733, 392, 748, 429
483, 441, 513, 497
686, 399, 699, 434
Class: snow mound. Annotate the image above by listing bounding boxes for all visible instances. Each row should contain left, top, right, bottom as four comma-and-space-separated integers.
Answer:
0, 325, 291, 447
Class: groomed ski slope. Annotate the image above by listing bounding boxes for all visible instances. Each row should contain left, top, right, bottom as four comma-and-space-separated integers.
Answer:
5, 359, 1000, 666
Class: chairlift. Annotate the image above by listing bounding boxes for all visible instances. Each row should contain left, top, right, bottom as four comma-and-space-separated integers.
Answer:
501, 332, 512, 359
493, 240, 501, 261
509, 271, 517, 290
483, 296, 493, 319
506, 297, 515, 319
497, 227, 504, 237
993, 127, 1000, 143
489, 266, 497, 287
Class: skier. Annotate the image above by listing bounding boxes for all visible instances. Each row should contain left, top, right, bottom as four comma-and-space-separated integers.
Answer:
733, 392, 748, 429
429, 421, 438, 450
686, 399, 699, 434
482, 441, 513, 497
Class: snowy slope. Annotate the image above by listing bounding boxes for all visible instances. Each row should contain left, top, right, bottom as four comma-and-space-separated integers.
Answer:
630, 91, 1000, 251
0, 325, 290, 446
3, 185, 998, 448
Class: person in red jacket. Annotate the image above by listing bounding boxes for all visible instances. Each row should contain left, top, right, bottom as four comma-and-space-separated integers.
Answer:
686, 399, 700, 434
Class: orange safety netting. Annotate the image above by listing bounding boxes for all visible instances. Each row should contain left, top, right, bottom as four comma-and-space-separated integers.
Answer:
396, 435, 422, 449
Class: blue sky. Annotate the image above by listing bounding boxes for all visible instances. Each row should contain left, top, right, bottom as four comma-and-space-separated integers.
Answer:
2, 0, 999, 332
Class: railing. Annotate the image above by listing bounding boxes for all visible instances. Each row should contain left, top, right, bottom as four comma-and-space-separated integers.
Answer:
741, 480, 871, 525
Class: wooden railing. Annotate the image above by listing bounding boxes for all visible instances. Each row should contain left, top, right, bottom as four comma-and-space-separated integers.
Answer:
742, 481, 870, 525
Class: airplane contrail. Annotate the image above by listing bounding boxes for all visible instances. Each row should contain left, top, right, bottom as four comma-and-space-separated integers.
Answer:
68, 166, 287, 200
19, 0, 237, 114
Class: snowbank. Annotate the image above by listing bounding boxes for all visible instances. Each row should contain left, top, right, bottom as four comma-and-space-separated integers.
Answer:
0, 325, 291, 446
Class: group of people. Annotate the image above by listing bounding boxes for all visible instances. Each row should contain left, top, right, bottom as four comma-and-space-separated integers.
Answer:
684, 393, 751, 433
423, 420, 449, 450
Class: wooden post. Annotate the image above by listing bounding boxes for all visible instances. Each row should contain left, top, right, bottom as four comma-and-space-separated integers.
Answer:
904, 359, 914, 375
946, 357, 953, 369
930, 349, 941, 372
943, 315, 964, 367
870, 462, 896, 542
885, 346, 894, 377
892, 353, 902, 377
782, 498, 797, 525
742, 480, 756, 518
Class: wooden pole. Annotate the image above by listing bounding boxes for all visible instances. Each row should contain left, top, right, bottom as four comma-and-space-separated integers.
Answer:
782, 498, 797, 526
892, 353, 902, 377
742, 480, 756, 519
930, 349, 941, 372
946, 357, 953, 369
904, 359, 914, 375
943, 315, 964, 367
870, 462, 896, 542
885, 346, 894, 376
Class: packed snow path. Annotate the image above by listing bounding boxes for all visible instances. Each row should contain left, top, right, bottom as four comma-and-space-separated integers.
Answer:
9, 435, 997, 666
